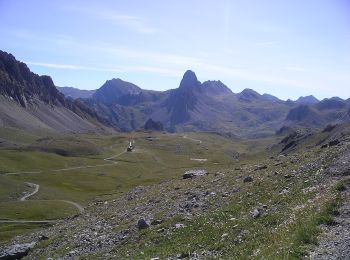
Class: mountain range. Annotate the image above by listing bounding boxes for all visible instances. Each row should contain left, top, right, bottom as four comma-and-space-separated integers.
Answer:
58, 70, 350, 137
1, 50, 349, 136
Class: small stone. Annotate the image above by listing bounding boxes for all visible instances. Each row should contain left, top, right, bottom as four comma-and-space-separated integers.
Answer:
38, 235, 49, 241
175, 223, 186, 229
151, 219, 163, 225
137, 218, 149, 230
222, 192, 230, 197
255, 165, 267, 171
251, 208, 261, 218
221, 233, 229, 238
243, 176, 253, 183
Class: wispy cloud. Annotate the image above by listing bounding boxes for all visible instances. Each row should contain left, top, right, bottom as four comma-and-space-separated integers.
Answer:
252, 41, 279, 47
26, 61, 182, 77
285, 66, 312, 72
62, 5, 157, 34
19, 32, 312, 89
25, 61, 101, 70
99, 13, 157, 34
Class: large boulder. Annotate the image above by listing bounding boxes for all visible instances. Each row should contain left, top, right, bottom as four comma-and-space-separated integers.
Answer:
0, 242, 36, 260
183, 169, 208, 179
144, 118, 164, 131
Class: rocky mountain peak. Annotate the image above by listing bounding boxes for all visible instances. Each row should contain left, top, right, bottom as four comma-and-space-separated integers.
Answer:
92, 78, 142, 104
179, 70, 200, 89
201, 80, 232, 95
238, 88, 260, 101
296, 95, 319, 104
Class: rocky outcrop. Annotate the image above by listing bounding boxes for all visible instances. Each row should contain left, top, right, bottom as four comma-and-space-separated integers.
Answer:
144, 118, 164, 131
165, 70, 200, 126
0, 50, 110, 133
183, 169, 208, 179
0, 242, 36, 260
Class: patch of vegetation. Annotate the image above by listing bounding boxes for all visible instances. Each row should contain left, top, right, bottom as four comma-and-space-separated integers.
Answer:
335, 180, 346, 192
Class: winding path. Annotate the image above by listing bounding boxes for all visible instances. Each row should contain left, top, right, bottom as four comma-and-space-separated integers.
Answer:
59, 200, 84, 214
183, 135, 203, 144
20, 182, 39, 201
4, 151, 126, 175
17, 182, 85, 214
0, 148, 128, 224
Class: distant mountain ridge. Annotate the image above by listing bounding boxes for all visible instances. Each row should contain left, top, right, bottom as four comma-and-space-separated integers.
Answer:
58, 86, 95, 99
55, 69, 347, 136
79, 70, 292, 136
2, 50, 349, 136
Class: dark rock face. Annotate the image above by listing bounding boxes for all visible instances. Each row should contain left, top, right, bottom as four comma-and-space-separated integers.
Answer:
179, 70, 200, 89
165, 71, 200, 126
0, 50, 107, 127
144, 118, 164, 131
0, 51, 64, 107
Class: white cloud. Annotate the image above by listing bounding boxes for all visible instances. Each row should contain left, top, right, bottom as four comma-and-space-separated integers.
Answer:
26, 61, 182, 77
285, 66, 312, 72
62, 5, 157, 34
25, 61, 100, 70
100, 13, 157, 34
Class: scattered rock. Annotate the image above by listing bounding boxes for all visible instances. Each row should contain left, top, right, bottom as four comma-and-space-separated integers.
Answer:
221, 233, 229, 239
177, 252, 190, 259
255, 165, 267, 171
175, 223, 186, 229
250, 208, 261, 218
243, 176, 253, 183
38, 235, 49, 241
329, 139, 340, 147
151, 219, 163, 226
222, 192, 230, 197
137, 218, 149, 230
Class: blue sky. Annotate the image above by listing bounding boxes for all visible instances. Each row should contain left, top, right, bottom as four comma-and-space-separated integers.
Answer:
0, 0, 349, 100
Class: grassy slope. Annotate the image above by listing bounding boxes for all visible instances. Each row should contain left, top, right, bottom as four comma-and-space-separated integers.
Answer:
107, 134, 344, 259
0, 129, 265, 243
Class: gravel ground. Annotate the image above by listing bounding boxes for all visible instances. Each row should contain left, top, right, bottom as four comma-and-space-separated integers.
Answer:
310, 148, 350, 260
